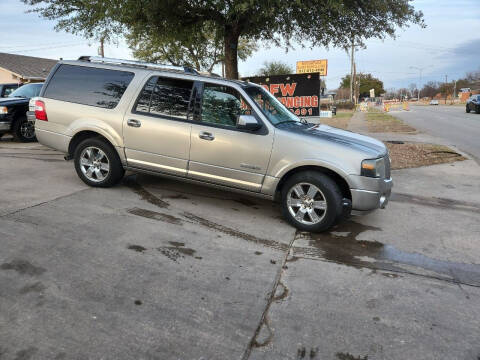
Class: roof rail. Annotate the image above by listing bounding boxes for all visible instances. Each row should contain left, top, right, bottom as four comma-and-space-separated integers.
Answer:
77, 56, 199, 75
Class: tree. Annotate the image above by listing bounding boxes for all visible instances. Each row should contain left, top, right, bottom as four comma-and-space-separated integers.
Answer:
257, 61, 293, 76
340, 73, 384, 99
23, 1, 424, 79
126, 23, 258, 73
420, 81, 439, 99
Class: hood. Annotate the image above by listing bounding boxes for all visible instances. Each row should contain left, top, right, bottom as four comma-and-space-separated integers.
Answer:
277, 121, 387, 157
0, 97, 28, 106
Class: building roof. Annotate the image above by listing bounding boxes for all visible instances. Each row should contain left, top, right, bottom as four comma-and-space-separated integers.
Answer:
0, 53, 57, 80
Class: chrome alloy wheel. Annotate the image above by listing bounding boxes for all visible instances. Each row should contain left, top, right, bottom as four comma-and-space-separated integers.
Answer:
286, 182, 327, 225
20, 121, 35, 139
79, 146, 110, 182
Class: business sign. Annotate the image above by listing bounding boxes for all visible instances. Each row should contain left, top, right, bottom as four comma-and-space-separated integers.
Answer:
243, 73, 320, 116
369, 88, 375, 98
296, 59, 328, 76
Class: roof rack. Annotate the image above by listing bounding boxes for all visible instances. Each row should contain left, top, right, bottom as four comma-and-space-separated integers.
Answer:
77, 56, 199, 75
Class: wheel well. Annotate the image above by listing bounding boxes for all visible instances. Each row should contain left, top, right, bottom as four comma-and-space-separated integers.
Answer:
275, 166, 351, 202
68, 131, 112, 156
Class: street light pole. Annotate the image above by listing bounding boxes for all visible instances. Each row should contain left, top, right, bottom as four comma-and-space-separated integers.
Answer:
410, 65, 431, 101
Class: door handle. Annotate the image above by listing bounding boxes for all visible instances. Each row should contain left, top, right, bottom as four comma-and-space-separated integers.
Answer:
198, 131, 215, 141
127, 119, 141, 128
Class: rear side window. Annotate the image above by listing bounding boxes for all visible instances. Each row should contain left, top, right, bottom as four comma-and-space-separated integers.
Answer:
134, 77, 194, 120
44, 64, 134, 109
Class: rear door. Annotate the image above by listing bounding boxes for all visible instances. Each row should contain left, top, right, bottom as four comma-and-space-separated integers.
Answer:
123, 76, 195, 176
188, 82, 273, 192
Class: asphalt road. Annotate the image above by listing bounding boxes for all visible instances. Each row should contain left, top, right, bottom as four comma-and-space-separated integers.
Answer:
1, 140, 480, 359
394, 105, 480, 162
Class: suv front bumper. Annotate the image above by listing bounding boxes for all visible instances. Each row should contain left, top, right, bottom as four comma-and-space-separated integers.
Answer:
349, 176, 393, 211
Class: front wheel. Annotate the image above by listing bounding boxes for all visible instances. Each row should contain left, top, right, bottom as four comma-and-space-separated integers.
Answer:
281, 172, 343, 232
476, 106, 480, 114
466, 106, 470, 113
74, 137, 125, 187
13, 116, 36, 142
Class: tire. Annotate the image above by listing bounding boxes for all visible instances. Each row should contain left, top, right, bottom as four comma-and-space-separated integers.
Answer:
476, 106, 480, 114
73, 137, 125, 187
13, 116, 36, 142
281, 171, 343, 232
466, 106, 470, 113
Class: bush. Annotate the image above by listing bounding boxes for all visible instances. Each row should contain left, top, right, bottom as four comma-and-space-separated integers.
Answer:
333, 101, 355, 110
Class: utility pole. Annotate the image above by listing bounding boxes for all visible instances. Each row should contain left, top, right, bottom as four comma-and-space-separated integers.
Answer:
444, 75, 448, 104
453, 79, 457, 102
350, 39, 354, 103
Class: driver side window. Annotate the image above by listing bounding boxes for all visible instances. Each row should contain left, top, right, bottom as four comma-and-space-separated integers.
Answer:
201, 84, 251, 127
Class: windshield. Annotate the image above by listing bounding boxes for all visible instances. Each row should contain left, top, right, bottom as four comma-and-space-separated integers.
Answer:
245, 85, 299, 125
8, 83, 43, 98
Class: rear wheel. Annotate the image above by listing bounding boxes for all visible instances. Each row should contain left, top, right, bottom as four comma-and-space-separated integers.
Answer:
13, 116, 36, 142
281, 171, 343, 232
476, 106, 480, 114
74, 137, 124, 187
466, 106, 470, 113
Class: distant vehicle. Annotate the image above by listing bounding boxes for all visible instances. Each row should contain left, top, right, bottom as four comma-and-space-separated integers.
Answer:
0, 83, 21, 98
466, 95, 480, 114
429, 99, 439, 105
0, 82, 43, 141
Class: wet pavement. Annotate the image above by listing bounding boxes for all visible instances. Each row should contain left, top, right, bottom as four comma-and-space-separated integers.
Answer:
1, 139, 480, 359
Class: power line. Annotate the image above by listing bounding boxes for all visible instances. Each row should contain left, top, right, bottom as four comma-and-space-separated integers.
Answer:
2, 42, 90, 54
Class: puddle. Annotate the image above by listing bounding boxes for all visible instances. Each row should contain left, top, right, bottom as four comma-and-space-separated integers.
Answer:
126, 174, 480, 287
157, 241, 197, 262
295, 221, 480, 287
123, 176, 169, 208
182, 211, 289, 252
1, 259, 46, 276
234, 198, 257, 207
128, 207, 183, 225
391, 192, 480, 214
336, 352, 368, 360
127, 244, 147, 253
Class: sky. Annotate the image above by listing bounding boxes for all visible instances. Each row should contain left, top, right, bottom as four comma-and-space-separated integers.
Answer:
1, 0, 479, 90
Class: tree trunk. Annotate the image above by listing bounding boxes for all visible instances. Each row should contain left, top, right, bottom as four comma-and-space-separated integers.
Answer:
224, 29, 239, 79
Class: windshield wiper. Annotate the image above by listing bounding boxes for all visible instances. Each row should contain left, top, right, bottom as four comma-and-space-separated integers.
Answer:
275, 120, 299, 126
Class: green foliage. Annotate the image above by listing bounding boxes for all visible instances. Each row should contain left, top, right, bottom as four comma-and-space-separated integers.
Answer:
22, 0, 424, 79
340, 73, 385, 98
126, 23, 257, 72
257, 61, 293, 76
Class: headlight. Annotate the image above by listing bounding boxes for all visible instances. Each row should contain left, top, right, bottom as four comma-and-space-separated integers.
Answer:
361, 157, 386, 178
0, 106, 8, 114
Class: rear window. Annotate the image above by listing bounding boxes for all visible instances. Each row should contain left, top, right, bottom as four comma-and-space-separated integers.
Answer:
44, 64, 134, 109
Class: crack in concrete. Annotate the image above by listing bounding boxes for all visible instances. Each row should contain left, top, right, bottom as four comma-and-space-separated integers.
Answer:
0, 188, 90, 218
241, 233, 296, 359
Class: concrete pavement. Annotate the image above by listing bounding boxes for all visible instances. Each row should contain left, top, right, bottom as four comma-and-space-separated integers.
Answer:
1, 138, 479, 360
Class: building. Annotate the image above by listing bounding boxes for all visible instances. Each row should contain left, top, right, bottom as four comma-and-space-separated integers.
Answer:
0, 53, 57, 84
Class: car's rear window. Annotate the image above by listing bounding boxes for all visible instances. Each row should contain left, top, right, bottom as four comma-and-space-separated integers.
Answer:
43, 64, 134, 109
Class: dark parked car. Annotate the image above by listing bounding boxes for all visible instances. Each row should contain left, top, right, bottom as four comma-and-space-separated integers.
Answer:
0, 83, 21, 98
0, 82, 43, 142
466, 94, 480, 114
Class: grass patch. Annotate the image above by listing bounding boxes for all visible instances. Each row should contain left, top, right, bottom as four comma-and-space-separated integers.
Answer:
386, 142, 465, 170
319, 111, 353, 130
366, 112, 416, 133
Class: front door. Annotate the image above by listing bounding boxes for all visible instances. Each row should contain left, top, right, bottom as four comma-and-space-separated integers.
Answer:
123, 76, 194, 176
188, 83, 274, 192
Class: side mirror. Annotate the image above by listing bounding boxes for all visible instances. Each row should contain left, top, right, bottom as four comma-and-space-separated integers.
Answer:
236, 115, 261, 131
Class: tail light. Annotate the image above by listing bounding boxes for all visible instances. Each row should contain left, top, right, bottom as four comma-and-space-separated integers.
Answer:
35, 100, 47, 121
